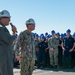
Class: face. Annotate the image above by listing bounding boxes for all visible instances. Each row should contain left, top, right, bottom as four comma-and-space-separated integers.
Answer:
1, 17, 10, 26
56, 34, 60, 38
27, 24, 35, 31
35, 36, 38, 40
66, 32, 70, 36
52, 33, 55, 37
41, 38, 44, 41
46, 38, 48, 42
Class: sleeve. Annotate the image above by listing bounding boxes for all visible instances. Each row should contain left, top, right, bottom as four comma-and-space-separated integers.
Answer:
74, 40, 75, 48
33, 40, 36, 60
59, 39, 62, 44
72, 38, 75, 46
48, 39, 52, 49
17, 32, 24, 47
73, 38, 75, 43
1, 27, 14, 45
74, 39, 75, 43
15, 42, 20, 56
62, 38, 64, 43
15, 32, 24, 56
45, 42, 48, 48
38, 43, 41, 48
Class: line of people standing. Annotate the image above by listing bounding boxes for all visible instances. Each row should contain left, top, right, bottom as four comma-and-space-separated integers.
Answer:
35, 29, 75, 69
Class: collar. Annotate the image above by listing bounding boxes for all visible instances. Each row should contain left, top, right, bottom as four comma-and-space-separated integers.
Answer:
66, 35, 72, 39
25, 30, 32, 35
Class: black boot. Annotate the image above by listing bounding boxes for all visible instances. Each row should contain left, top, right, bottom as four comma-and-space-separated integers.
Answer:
50, 65, 54, 68
54, 65, 58, 68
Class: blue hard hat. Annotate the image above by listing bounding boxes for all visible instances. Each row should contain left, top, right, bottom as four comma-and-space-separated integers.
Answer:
47, 34, 51, 38
34, 33, 37, 35
51, 30, 55, 34
40, 33, 44, 36
64, 33, 66, 37
41, 35, 45, 39
56, 32, 60, 36
61, 34, 64, 37
66, 29, 71, 33
35, 34, 39, 37
45, 32, 48, 35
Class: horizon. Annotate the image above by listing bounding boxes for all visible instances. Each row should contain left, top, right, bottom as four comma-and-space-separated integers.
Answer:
0, 0, 75, 35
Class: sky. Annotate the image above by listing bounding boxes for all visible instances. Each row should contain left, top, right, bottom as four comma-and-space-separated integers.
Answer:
0, 0, 75, 35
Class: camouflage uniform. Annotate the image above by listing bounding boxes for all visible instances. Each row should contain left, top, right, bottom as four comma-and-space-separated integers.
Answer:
16, 30, 35, 75
12, 38, 19, 66
48, 37, 59, 66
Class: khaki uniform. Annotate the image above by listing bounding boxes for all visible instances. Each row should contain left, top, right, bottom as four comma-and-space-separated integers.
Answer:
48, 37, 59, 66
0, 23, 14, 75
16, 30, 35, 75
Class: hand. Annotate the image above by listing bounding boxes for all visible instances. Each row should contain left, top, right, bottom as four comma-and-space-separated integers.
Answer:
11, 25, 17, 33
62, 47, 65, 51
69, 49, 73, 52
45, 49, 47, 52
16, 56, 21, 61
50, 48, 54, 51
